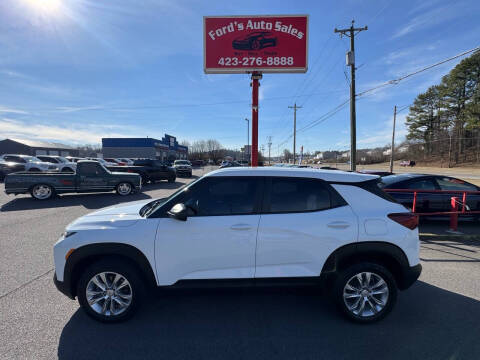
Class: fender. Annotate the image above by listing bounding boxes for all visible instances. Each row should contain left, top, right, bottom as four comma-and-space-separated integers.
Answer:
62, 243, 157, 298
321, 241, 413, 290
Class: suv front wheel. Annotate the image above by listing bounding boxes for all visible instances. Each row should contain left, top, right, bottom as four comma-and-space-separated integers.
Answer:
334, 262, 397, 323
77, 259, 145, 322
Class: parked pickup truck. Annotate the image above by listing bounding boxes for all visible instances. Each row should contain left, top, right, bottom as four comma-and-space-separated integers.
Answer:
107, 159, 176, 184
4, 160, 141, 200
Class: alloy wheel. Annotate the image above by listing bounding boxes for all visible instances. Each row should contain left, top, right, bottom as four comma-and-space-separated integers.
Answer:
343, 272, 389, 318
86, 272, 133, 317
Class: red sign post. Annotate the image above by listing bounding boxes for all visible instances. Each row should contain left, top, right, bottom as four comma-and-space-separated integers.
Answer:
204, 15, 308, 165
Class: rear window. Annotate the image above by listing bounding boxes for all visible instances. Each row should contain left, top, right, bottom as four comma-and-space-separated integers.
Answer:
359, 179, 399, 203
264, 177, 347, 213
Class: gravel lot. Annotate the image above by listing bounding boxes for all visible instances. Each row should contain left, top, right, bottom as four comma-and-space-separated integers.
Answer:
1, 166, 479, 360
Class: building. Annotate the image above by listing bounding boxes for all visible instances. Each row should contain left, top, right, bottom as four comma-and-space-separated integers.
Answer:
315, 152, 324, 160
102, 134, 188, 161
0, 138, 79, 157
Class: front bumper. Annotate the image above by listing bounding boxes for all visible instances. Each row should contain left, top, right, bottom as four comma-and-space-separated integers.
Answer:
399, 263, 422, 290
175, 168, 192, 175
53, 273, 75, 299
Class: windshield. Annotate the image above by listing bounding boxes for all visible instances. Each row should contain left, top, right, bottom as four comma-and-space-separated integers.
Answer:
57, 157, 69, 163
174, 160, 190, 165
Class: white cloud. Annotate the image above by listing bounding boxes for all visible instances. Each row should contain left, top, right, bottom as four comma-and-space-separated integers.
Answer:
358, 115, 408, 147
392, 4, 462, 39
55, 105, 103, 113
0, 105, 29, 114
0, 118, 143, 145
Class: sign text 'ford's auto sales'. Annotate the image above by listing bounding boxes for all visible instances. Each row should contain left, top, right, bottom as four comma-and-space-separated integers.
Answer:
204, 15, 308, 73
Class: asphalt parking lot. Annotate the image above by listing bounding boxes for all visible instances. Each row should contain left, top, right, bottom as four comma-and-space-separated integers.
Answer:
1, 166, 479, 360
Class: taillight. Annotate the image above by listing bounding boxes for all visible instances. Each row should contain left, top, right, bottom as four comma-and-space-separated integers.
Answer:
388, 213, 418, 230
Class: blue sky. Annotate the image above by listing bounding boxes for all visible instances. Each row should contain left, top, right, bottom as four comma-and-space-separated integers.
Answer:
0, 0, 479, 156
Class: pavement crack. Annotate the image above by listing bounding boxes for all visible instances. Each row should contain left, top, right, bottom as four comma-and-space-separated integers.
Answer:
0, 268, 54, 300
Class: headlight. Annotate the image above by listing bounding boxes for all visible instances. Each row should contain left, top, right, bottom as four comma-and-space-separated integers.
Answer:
62, 231, 77, 238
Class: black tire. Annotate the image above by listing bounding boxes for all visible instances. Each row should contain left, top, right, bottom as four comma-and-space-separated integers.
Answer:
77, 258, 145, 323
168, 177, 175, 183
188, 172, 192, 178
141, 174, 149, 185
30, 184, 54, 200
333, 262, 397, 323
116, 182, 133, 196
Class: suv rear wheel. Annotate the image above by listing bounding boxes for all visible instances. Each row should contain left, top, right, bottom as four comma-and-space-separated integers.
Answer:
77, 259, 144, 322
334, 262, 397, 323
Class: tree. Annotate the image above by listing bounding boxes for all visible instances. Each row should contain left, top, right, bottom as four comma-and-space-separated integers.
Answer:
282, 149, 292, 162
405, 51, 480, 165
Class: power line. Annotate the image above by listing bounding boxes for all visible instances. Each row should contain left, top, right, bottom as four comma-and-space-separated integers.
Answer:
356, 46, 480, 98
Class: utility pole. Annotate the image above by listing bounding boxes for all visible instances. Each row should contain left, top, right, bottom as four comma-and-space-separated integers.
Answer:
389, 105, 397, 173
288, 103, 302, 164
267, 136, 272, 165
250, 72, 262, 167
335, 20, 368, 172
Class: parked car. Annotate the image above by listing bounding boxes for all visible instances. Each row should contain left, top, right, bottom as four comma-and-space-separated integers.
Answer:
237, 160, 249, 166
0, 160, 25, 181
36, 155, 76, 172
104, 158, 128, 166
53, 167, 421, 323
190, 160, 204, 167
0, 154, 59, 172
65, 156, 85, 163
107, 159, 176, 184
118, 158, 134, 166
219, 160, 242, 168
173, 160, 192, 177
379, 173, 480, 216
4, 160, 141, 200
87, 158, 117, 167
400, 160, 416, 167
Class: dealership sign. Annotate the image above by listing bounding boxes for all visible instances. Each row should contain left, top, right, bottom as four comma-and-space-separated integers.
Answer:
204, 15, 308, 73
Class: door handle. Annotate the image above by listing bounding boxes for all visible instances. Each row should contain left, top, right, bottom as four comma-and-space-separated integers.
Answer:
230, 224, 252, 231
327, 221, 350, 229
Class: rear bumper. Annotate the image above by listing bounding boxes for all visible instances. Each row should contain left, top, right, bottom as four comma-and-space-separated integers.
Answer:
53, 273, 75, 299
399, 263, 422, 290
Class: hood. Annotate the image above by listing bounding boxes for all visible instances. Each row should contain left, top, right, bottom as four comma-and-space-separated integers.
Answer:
66, 199, 152, 231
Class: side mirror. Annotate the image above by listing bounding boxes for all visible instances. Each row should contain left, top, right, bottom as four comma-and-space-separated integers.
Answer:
167, 203, 188, 221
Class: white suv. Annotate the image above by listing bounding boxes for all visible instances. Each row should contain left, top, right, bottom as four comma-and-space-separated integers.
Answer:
53, 167, 421, 323
0, 154, 59, 172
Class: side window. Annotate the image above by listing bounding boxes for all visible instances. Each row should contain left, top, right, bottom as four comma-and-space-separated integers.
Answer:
80, 163, 103, 176
407, 179, 436, 190
5, 156, 25, 163
266, 178, 334, 213
435, 177, 477, 191
183, 177, 260, 216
